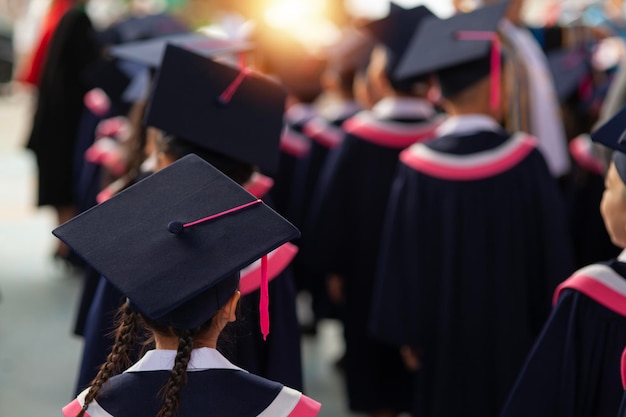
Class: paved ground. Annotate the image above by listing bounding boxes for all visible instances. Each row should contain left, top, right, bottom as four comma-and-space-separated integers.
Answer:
0, 89, 363, 416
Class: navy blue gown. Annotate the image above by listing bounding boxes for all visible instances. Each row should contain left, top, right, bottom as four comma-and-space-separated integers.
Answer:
66, 348, 320, 417
370, 116, 575, 417
500, 253, 626, 417
291, 101, 361, 321
219, 183, 303, 391
270, 103, 316, 224
307, 97, 442, 413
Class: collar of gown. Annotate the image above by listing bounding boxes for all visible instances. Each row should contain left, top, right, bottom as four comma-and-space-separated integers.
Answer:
124, 347, 244, 373
435, 114, 502, 137
371, 97, 436, 120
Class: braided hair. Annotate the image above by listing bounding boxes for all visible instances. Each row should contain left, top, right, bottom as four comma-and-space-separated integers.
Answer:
143, 317, 215, 417
76, 303, 139, 417
155, 329, 196, 417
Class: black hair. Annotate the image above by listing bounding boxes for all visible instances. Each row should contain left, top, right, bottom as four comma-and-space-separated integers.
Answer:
155, 133, 255, 186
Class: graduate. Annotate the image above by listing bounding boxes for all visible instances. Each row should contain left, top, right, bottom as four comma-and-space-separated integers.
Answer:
368, 4, 574, 417
264, 39, 326, 225
72, 33, 253, 374
497, 106, 626, 417
546, 47, 619, 268
75, 44, 304, 393
57, 154, 321, 417
25, 1, 101, 263
305, 4, 442, 416
290, 29, 373, 331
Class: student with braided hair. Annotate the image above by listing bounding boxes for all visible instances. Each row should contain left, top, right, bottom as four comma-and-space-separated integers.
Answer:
57, 154, 320, 417
74, 44, 304, 394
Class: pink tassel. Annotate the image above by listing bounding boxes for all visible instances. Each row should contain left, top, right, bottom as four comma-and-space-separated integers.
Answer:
455, 31, 501, 111
260, 254, 270, 340
218, 67, 251, 105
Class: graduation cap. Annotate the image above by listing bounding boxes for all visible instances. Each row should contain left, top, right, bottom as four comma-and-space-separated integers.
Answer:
145, 44, 287, 174
546, 48, 592, 103
109, 32, 253, 69
53, 154, 300, 334
591, 106, 626, 182
362, 4, 435, 89
99, 12, 189, 45
394, 1, 509, 107
590, 105, 626, 153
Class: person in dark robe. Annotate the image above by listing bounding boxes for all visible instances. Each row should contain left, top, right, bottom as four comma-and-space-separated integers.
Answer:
546, 47, 620, 268
56, 154, 319, 417
499, 106, 626, 417
305, 5, 442, 416
369, 4, 575, 417
290, 28, 373, 332
25, 1, 101, 261
74, 45, 304, 394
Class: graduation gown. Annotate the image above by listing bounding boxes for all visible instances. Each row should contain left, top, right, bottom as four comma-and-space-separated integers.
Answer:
291, 100, 361, 319
26, 8, 101, 207
270, 103, 316, 223
219, 174, 304, 391
499, 251, 626, 417
369, 115, 575, 417
307, 97, 442, 412
565, 135, 620, 268
64, 348, 320, 417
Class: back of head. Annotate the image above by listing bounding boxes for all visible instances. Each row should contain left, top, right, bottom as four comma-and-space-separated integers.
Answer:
155, 133, 254, 185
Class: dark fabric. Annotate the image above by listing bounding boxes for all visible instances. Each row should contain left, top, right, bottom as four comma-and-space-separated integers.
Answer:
270, 111, 314, 224
370, 130, 575, 417
26, 8, 100, 207
75, 277, 125, 395
500, 259, 626, 417
305, 118, 438, 412
97, 368, 283, 417
290, 114, 356, 321
562, 166, 620, 268
222, 266, 303, 391
73, 267, 101, 337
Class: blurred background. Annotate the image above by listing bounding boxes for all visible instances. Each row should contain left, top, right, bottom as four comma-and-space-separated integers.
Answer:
0, 0, 625, 416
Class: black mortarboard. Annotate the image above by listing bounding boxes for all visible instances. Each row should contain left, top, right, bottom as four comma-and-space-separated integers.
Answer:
547, 48, 592, 103
98, 12, 189, 45
53, 154, 300, 330
363, 4, 434, 77
109, 32, 253, 69
395, 1, 509, 98
590, 105, 626, 154
145, 45, 287, 174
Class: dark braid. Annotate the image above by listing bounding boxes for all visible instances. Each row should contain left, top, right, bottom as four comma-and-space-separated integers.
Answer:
156, 329, 196, 417
76, 303, 139, 417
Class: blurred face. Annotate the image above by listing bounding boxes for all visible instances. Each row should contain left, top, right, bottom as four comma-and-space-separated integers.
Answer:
601, 162, 626, 248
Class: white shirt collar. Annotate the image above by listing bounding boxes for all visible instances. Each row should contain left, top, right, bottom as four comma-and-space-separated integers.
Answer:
371, 97, 435, 120
285, 103, 317, 124
435, 114, 502, 137
318, 99, 361, 121
124, 347, 244, 373
618, 250, 626, 263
